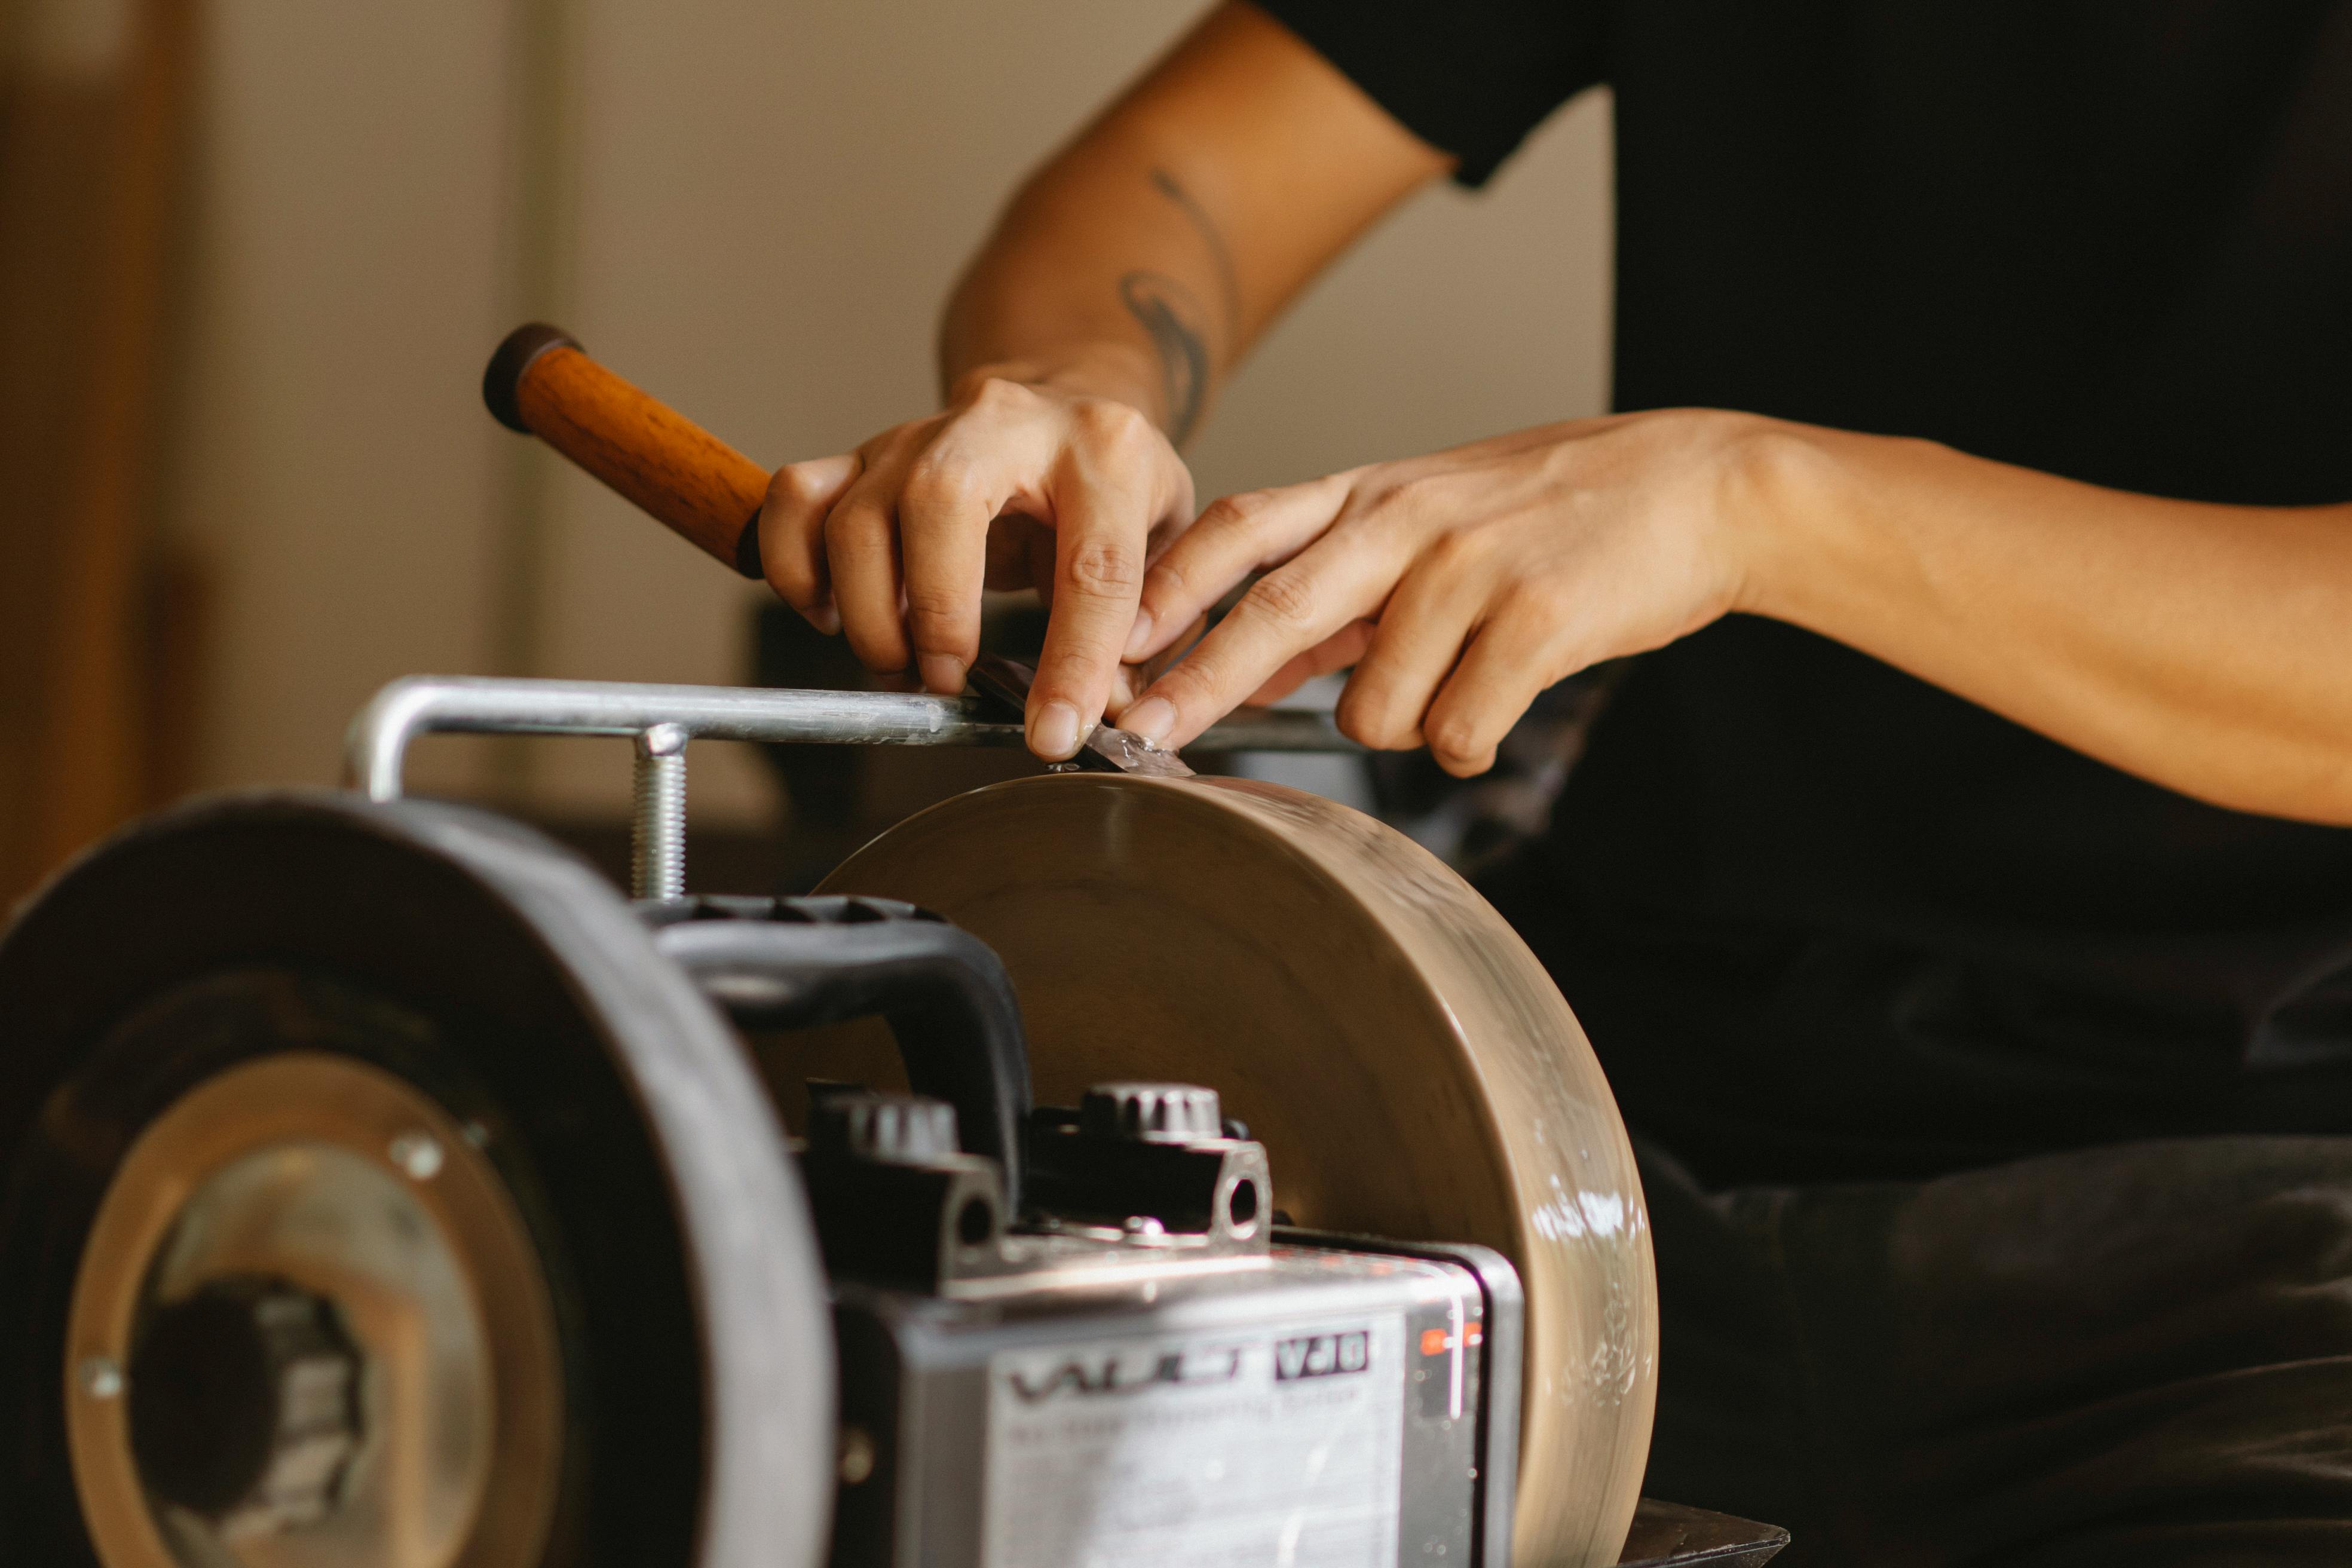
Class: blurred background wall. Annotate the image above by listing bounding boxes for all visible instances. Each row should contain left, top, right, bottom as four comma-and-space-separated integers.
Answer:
0, 0, 1611, 906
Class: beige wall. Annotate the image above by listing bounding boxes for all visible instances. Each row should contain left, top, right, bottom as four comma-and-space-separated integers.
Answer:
172, 1, 1612, 825
170, 0, 514, 798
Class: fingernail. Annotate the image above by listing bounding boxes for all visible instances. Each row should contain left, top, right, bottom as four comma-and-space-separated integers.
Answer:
1030, 700, 1083, 760
918, 654, 966, 694
1122, 611, 1156, 661
808, 602, 841, 635
1122, 696, 1175, 743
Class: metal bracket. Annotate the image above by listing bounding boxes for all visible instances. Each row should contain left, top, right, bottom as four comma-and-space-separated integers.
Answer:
344, 676, 1358, 900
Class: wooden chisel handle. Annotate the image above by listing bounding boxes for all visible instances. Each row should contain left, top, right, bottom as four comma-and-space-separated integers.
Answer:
483, 323, 768, 579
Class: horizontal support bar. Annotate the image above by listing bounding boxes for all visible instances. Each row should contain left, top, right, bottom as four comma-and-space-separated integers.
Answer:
345, 675, 1358, 801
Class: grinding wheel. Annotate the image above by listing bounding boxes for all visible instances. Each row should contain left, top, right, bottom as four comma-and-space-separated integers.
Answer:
817, 772, 1658, 1568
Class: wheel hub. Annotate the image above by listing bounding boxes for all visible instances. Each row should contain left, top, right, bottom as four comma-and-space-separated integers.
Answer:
65, 1052, 564, 1568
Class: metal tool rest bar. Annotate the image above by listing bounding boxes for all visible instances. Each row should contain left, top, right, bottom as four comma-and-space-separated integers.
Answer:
346, 675, 1360, 899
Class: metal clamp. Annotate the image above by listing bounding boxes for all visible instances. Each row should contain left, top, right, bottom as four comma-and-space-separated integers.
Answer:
344, 676, 1357, 900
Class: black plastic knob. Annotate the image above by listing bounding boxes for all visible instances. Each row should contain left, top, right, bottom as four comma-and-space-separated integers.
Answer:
1080, 1083, 1224, 1146
127, 1276, 363, 1532
810, 1092, 961, 1165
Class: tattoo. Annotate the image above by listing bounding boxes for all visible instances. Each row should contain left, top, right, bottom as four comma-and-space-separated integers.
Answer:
1114, 169, 1240, 448
1150, 167, 1242, 354
1120, 270, 1211, 447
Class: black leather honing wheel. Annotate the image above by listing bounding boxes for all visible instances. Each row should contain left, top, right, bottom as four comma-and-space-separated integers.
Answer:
0, 794, 834, 1568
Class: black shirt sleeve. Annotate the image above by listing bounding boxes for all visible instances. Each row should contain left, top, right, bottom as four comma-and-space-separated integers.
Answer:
1250, 0, 1608, 186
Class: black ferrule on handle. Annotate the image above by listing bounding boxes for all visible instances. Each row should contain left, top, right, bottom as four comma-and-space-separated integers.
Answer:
482, 321, 580, 434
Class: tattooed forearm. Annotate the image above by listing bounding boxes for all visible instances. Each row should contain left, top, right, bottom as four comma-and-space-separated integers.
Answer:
1120, 270, 1211, 447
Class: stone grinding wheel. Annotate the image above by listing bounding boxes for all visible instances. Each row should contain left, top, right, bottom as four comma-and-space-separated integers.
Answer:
817, 772, 1659, 1567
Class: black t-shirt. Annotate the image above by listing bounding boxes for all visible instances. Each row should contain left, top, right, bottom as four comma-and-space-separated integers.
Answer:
1256, 0, 2352, 1185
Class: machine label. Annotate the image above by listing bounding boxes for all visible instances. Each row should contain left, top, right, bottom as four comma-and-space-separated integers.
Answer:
1274, 1330, 1370, 1381
982, 1315, 1404, 1568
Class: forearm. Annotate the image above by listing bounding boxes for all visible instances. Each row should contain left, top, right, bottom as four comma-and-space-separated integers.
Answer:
1750, 426, 2352, 823
942, 137, 1233, 443
939, 2, 1447, 444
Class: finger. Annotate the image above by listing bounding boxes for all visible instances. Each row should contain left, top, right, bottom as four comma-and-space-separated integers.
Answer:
1026, 474, 1152, 758
1025, 525, 1058, 612
1120, 529, 1400, 750
759, 452, 859, 633
824, 453, 916, 673
1247, 618, 1374, 706
1107, 612, 1210, 715
1125, 476, 1351, 662
1334, 540, 1494, 751
1422, 597, 1576, 776
899, 421, 1060, 694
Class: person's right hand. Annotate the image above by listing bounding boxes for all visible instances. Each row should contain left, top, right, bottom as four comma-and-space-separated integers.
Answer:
756, 370, 1195, 760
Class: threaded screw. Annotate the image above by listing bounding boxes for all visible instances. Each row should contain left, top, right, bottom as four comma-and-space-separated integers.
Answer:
632, 724, 689, 901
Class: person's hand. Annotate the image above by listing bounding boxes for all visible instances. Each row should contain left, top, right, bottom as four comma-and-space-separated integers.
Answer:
755, 368, 1195, 759
1115, 410, 1790, 775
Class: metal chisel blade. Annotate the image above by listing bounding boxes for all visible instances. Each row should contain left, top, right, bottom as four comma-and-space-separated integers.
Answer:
967, 654, 1195, 778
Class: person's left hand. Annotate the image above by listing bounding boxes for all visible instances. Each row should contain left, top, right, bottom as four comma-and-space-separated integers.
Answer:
1111, 409, 1796, 776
